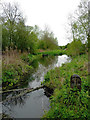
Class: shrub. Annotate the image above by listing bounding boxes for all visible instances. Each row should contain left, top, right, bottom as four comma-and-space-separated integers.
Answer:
67, 40, 86, 56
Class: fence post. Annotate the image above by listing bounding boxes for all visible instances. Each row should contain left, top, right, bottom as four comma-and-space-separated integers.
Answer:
70, 74, 81, 92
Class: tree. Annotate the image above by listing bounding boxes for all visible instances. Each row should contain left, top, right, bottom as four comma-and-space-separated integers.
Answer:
38, 26, 58, 50
67, 0, 88, 55
14, 20, 29, 52
0, 2, 28, 51
67, 40, 86, 56
69, 0, 88, 43
27, 31, 39, 53
0, 2, 21, 46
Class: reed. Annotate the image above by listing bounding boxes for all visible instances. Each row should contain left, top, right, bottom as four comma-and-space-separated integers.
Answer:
2, 47, 27, 65
2, 47, 32, 90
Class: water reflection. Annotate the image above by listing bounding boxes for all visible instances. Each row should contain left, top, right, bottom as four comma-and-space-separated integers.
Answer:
29, 55, 70, 88
2, 90, 29, 116
3, 89, 50, 118
2, 55, 71, 118
39, 55, 57, 68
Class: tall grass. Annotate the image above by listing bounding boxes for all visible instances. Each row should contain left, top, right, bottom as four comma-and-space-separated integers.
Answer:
2, 47, 32, 90
2, 47, 28, 65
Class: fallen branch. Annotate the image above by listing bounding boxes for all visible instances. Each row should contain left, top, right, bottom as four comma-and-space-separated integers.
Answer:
0, 87, 32, 94
2, 85, 45, 102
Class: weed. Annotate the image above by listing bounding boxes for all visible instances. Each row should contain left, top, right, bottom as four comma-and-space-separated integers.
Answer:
42, 54, 88, 119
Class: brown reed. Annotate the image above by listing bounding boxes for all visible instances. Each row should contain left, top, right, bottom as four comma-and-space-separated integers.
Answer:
2, 47, 28, 65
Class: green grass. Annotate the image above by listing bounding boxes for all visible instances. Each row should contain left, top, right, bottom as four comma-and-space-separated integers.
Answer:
2, 52, 42, 90
21, 53, 42, 63
42, 54, 89, 119
2, 60, 33, 90
36, 49, 66, 56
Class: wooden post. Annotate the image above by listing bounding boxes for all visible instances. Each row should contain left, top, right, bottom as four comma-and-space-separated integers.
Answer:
70, 74, 81, 92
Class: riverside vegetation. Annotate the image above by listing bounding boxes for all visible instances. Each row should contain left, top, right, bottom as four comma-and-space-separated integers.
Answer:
1, 1, 59, 90
42, 53, 89, 119
2, 48, 66, 90
2, 48, 35, 90
1, 0, 89, 119
41, 0, 89, 117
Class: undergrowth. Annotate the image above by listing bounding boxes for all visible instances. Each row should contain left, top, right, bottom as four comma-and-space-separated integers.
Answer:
37, 49, 66, 56
42, 54, 89, 119
2, 49, 34, 90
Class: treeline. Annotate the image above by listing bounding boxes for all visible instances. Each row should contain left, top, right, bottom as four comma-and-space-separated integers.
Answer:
60, 0, 88, 56
0, 2, 58, 54
66, 0, 88, 56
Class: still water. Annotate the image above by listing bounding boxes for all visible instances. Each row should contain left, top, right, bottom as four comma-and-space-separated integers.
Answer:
3, 55, 71, 118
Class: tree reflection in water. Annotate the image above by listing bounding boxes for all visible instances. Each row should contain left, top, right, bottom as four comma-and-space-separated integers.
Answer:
2, 55, 71, 118
39, 55, 58, 68
2, 90, 30, 115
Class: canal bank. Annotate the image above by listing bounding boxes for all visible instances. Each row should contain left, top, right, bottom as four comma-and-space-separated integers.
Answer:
42, 54, 88, 119
2, 54, 71, 118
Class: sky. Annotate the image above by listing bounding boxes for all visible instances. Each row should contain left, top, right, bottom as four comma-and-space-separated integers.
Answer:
1, 0, 81, 46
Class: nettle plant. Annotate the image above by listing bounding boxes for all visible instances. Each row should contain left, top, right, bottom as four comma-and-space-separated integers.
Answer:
60, 75, 88, 118
48, 85, 88, 119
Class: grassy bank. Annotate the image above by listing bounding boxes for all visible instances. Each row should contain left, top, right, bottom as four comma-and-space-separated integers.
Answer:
2, 50, 41, 90
2, 49, 64, 90
37, 49, 66, 56
42, 53, 89, 119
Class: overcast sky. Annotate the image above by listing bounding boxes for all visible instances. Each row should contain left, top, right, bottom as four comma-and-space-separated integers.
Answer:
1, 0, 81, 46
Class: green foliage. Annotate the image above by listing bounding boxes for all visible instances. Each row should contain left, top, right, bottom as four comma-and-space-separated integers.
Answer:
70, 0, 88, 43
67, 0, 88, 57
2, 57, 33, 90
39, 55, 56, 68
37, 50, 66, 56
1, 2, 39, 53
59, 43, 69, 50
43, 88, 88, 119
1, 2, 59, 54
27, 32, 39, 54
0, 3, 26, 51
67, 40, 86, 56
2, 64, 19, 88
1, 2, 60, 54
14, 20, 29, 52
42, 54, 88, 118
37, 28, 58, 50
21, 54, 41, 64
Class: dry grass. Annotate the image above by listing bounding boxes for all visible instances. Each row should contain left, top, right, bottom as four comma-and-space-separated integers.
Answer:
2, 48, 31, 89
2, 47, 27, 65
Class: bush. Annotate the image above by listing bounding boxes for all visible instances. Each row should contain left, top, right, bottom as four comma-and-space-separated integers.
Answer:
67, 40, 86, 56
2, 51, 33, 90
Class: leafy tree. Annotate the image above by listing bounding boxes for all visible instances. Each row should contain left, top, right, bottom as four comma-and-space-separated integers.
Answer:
0, 2, 39, 53
27, 31, 39, 53
38, 26, 58, 50
1, 2, 59, 53
0, 2, 24, 50
14, 20, 29, 52
67, 0, 88, 55
67, 40, 85, 56
70, 0, 88, 43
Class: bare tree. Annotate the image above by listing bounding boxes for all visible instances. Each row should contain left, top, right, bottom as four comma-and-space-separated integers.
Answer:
0, 2, 23, 24
70, 0, 88, 43
0, 2, 25, 49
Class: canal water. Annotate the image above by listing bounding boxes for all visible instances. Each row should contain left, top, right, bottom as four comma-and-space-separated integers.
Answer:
3, 55, 71, 118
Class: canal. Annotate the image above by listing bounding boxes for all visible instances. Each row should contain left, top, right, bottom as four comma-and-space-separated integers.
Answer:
3, 55, 71, 118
